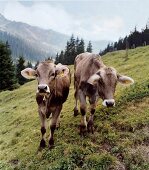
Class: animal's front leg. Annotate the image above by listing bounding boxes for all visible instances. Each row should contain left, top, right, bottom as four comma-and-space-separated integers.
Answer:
39, 107, 47, 150
87, 102, 96, 134
49, 105, 62, 149
79, 90, 87, 136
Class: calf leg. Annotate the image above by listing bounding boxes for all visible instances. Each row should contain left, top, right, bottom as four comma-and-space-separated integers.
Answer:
74, 89, 79, 116
79, 90, 87, 135
56, 114, 60, 130
39, 110, 46, 149
49, 106, 62, 149
87, 98, 97, 134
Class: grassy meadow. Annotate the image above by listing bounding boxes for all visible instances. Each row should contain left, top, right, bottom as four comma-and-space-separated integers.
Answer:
0, 46, 149, 169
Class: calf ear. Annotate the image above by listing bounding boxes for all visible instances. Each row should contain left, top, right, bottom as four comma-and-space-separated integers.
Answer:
117, 75, 134, 85
55, 64, 69, 77
21, 68, 36, 79
87, 74, 101, 85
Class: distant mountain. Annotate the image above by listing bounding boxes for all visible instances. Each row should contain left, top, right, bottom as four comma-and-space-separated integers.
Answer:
0, 14, 70, 61
0, 31, 49, 61
0, 14, 109, 61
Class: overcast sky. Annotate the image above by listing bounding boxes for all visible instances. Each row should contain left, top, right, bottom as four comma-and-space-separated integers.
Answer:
0, 0, 149, 41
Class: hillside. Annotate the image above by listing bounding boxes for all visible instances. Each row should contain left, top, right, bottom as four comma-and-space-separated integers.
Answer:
0, 46, 149, 169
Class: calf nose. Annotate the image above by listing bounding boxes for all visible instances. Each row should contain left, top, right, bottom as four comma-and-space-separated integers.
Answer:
106, 101, 114, 107
102, 99, 115, 107
38, 84, 50, 93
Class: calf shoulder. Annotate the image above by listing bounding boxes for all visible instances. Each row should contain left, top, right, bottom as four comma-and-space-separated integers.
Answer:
75, 53, 105, 85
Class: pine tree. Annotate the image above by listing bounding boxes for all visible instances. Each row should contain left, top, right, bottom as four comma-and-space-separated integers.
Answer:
117, 38, 124, 50
142, 25, 149, 46
34, 60, 39, 69
75, 37, 80, 55
0, 41, 17, 90
64, 41, 71, 65
77, 38, 85, 54
55, 36, 87, 65
69, 34, 76, 64
26, 61, 33, 68
59, 50, 64, 64
55, 53, 59, 64
45, 56, 53, 61
86, 41, 93, 52
16, 56, 27, 85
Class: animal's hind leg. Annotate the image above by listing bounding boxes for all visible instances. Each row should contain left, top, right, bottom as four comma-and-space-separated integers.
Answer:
79, 90, 87, 136
74, 90, 79, 116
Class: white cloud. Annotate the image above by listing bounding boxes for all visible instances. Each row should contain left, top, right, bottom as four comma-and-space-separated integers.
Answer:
103, 17, 124, 31
3, 2, 72, 32
2, 1, 125, 41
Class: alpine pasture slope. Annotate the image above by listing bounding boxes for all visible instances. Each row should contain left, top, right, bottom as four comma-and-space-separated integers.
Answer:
0, 46, 149, 170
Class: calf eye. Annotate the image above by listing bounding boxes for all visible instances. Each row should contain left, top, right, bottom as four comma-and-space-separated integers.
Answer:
51, 73, 55, 77
35, 73, 38, 77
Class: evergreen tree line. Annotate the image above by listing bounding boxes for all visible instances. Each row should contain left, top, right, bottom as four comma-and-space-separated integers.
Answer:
0, 31, 50, 61
100, 25, 149, 55
55, 35, 93, 65
0, 41, 33, 91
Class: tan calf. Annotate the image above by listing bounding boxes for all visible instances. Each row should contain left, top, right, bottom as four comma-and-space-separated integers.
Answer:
21, 61, 71, 149
74, 53, 134, 135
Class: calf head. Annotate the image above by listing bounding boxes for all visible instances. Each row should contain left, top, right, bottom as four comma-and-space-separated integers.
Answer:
21, 61, 69, 95
87, 67, 134, 107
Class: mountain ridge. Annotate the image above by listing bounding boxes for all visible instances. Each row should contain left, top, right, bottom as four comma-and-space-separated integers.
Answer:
0, 14, 109, 61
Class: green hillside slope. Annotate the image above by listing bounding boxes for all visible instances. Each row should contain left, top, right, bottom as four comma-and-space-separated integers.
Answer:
0, 46, 149, 170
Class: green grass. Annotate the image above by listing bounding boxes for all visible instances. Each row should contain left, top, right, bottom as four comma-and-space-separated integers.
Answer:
0, 46, 149, 169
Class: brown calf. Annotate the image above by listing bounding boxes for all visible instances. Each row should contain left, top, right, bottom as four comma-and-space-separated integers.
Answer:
21, 61, 71, 149
74, 53, 134, 135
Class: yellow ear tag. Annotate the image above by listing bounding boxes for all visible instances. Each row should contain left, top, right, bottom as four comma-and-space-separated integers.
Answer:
60, 73, 64, 77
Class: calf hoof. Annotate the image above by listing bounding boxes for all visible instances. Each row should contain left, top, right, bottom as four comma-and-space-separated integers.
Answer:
38, 139, 46, 151
74, 109, 79, 117
79, 124, 87, 136
49, 138, 54, 149
87, 121, 94, 134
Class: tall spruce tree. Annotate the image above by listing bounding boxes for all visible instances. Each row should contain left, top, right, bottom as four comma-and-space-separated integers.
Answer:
86, 41, 93, 52
16, 56, 27, 85
34, 60, 39, 69
77, 38, 85, 54
75, 37, 80, 55
69, 34, 76, 64
64, 41, 71, 65
0, 41, 17, 90
26, 61, 33, 68
59, 50, 64, 64
55, 53, 59, 64
142, 25, 148, 46
55, 36, 88, 65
